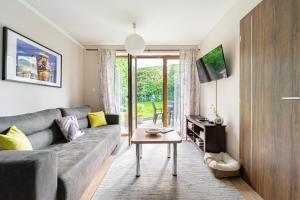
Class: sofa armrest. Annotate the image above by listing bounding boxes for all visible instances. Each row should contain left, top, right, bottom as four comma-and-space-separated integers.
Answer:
105, 114, 120, 125
0, 150, 57, 200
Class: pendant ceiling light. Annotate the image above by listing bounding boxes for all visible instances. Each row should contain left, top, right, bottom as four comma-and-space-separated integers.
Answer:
125, 23, 145, 55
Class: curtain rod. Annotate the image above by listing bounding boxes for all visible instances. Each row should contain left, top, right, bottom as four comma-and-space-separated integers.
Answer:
85, 48, 200, 52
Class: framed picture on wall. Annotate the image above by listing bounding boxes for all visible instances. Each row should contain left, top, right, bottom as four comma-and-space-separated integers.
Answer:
2, 27, 62, 87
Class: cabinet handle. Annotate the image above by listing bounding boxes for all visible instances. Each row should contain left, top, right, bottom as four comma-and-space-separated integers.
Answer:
281, 97, 300, 100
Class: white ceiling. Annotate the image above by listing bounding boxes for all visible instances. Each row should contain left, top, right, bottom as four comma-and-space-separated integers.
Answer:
23, 0, 237, 46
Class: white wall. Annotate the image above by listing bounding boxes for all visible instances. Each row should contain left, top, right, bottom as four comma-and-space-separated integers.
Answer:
0, 0, 84, 116
198, 0, 262, 159
83, 50, 99, 111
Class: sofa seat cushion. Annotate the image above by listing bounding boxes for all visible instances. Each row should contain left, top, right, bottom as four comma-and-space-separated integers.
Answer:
43, 125, 120, 200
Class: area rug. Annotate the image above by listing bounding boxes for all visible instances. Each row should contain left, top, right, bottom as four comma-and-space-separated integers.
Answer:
92, 141, 244, 200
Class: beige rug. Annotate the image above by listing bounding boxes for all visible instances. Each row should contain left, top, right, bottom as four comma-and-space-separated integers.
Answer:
92, 141, 244, 200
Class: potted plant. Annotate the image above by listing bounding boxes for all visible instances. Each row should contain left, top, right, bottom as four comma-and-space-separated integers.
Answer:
210, 104, 224, 125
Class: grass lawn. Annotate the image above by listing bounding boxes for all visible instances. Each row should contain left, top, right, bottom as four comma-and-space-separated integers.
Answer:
137, 101, 163, 119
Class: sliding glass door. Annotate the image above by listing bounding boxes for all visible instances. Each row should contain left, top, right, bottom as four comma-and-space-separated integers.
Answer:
166, 58, 180, 129
126, 55, 180, 144
136, 58, 164, 128
133, 56, 180, 129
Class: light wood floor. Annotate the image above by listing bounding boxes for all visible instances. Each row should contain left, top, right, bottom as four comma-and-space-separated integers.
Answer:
230, 178, 263, 200
80, 156, 116, 200
81, 138, 263, 200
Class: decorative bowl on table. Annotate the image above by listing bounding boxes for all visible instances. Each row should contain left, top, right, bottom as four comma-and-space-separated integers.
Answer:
145, 128, 161, 136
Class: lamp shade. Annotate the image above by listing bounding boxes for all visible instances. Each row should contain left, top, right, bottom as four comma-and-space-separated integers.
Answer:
125, 33, 145, 55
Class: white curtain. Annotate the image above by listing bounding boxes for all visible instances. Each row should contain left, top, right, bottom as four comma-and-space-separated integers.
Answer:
174, 48, 200, 137
97, 49, 120, 114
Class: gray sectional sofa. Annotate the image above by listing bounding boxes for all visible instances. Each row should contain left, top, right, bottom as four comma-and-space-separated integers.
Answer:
0, 106, 120, 200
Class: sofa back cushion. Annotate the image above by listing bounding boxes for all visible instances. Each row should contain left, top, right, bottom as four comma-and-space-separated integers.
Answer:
0, 109, 63, 150
60, 106, 92, 129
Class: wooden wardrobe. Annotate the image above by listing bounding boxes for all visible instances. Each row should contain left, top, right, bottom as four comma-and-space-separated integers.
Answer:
240, 0, 300, 199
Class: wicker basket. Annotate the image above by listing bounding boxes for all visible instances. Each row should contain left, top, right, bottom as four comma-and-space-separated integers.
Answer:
204, 152, 240, 179
210, 168, 240, 178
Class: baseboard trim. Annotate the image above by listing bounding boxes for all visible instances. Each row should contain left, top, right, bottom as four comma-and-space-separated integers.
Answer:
230, 177, 263, 200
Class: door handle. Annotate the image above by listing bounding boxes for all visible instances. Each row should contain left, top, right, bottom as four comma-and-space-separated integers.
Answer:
281, 97, 300, 100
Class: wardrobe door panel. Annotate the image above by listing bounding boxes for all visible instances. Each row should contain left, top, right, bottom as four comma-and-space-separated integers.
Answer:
240, 13, 252, 185
252, 2, 277, 197
240, 0, 300, 199
292, 0, 300, 197
275, 0, 300, 199
251, 0, 300, 199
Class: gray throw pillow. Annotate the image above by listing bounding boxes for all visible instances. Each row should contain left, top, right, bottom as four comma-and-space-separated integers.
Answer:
55, 115, 85, 141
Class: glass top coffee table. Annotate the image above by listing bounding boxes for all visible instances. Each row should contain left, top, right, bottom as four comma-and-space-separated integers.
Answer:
131, 128, 182, 177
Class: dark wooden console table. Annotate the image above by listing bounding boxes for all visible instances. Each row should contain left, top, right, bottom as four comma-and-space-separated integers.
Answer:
186, 115, 226, 153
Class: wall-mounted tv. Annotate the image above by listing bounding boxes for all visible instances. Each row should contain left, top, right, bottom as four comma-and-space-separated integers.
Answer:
196, 45, 228, 83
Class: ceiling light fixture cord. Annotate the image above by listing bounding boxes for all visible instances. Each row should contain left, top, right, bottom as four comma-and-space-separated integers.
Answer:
133, 22, 136, 33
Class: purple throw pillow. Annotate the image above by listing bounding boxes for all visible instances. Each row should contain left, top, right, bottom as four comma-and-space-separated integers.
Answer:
55, 115, 85, 141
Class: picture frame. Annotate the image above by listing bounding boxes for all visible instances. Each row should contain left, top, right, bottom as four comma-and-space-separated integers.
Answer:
2, 27, 62, 88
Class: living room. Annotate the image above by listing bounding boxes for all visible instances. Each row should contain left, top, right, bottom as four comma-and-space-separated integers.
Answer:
0, 0, 299, 200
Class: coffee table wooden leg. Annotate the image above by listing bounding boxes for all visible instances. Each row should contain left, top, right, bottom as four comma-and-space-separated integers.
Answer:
140, 144, 142, 159
136, 144, 140, 177
167, 144, 171, 158
173, 143, 177, 176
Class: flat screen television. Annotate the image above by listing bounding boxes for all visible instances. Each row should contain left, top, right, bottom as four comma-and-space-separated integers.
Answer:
196, 45, 228, 83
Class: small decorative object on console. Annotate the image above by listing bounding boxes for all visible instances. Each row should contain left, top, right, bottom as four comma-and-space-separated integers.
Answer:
198, 115, 208, 121
210, 104, 224, 125
214, 116, 224, 125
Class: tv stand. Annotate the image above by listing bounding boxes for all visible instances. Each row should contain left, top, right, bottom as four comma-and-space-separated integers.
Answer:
186, 115, 226, 153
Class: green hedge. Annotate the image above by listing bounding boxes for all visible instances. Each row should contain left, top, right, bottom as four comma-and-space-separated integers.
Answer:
116, 58, 179, 115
